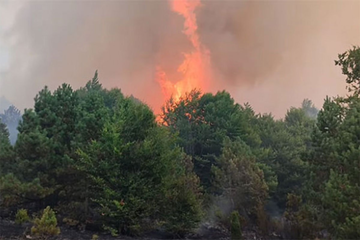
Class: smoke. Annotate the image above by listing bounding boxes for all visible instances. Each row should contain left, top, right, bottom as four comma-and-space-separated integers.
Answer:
0, 0, 189, 112
198, 0, 360, 117
0, 0, 359, 117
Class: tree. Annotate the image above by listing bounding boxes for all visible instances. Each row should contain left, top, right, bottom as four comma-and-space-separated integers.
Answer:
161, 90, 261, 190
31, 206, 61, 238
255, 104, 315, 207
335, 46, 360, 94
3, 72, 114, 213
0, 72, 205, 237
161, 154, 203, 237
300, 47, 360, 239
0, 121, 13, 174
77, 98, 203, 235
3, 85, 80, 209
230, 211, 242, 240
84, 70, 102, 92
212, 138, 268, 218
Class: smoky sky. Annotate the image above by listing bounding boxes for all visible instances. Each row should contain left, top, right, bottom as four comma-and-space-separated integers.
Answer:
0, 0, 359, 117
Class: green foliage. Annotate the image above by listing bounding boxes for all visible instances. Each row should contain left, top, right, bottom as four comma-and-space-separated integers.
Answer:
103, 225, 118, 237
212, 138, 268, 218
161, 155, 203, 237
31, 206, 60, 239
335, 46, 360, 94
0, 121, 10, 147
1, 72, 203, 237
0, 174, 54, 207
298, 46, 360, 239
230, 211, 242, 240
77, 97, 203, 235
15, 209, 30, 225
161, 90, 261, 190
256, 104, 315, 207
85, 70, 102, 92
0, 121, 13, 174
321, 170, 360, 238
303, 97, 360, 238
283, 194, 319, 239
3, 72, 126, 223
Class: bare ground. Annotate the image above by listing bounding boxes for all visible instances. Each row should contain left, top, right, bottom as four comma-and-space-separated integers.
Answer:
0, 219, 280, 240
0, 219, 228, 240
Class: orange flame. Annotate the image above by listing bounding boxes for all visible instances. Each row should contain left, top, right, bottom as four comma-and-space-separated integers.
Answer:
156, 0, 211, 102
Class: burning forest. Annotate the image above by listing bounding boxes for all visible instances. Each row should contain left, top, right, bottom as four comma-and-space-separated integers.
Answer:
0, 0, 360, 239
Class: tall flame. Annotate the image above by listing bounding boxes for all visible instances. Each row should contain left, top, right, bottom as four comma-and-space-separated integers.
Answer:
156, 0, 211, 102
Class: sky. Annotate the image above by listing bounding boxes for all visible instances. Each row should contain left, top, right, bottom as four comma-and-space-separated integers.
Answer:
0, 0, 359, 118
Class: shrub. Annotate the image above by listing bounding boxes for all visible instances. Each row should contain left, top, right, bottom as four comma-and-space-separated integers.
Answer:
15, 208, 30, 225
230, 211, 242, 240
31, 206, 60, 239
92, 234, 99, 240
62, 217, 79, 227
283, 194, 319, 239
103, 225, 118, 237
256, 204, 270, 234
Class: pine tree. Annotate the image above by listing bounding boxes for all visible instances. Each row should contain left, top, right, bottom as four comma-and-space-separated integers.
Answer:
161, 90, 261, 190
212, 138, 268, 218
301, 46, 360, 239
0, 121, 12, 174
77, 97, 203, 235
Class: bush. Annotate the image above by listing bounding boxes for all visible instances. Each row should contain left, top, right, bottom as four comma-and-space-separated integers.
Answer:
283, 194, 319, 239
256, 204, 270, 234
230, 211, 242, 240
31, 206, 60, 239
15, 208, 30, 225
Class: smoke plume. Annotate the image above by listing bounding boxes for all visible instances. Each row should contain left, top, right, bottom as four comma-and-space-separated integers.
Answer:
0, 0, 359, 117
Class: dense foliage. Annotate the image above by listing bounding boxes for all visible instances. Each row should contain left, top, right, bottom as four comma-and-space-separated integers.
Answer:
0, 47, 359, 239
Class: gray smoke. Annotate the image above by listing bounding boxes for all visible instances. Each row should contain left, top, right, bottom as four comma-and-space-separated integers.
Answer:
0, 0, 359, 117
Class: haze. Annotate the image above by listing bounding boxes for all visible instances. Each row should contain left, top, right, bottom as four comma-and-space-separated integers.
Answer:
0, 0, 359, 117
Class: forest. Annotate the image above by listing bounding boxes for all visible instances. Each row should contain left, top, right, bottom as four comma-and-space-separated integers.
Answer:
0, 47, 359, 240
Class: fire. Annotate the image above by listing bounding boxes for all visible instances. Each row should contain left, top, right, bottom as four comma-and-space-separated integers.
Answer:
156, 0, 211, 102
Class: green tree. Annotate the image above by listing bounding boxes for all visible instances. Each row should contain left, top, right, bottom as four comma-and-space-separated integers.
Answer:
255, 104, 315, 207
0, 121, 13, 174
2, 72, 117, 216
212, 138, 268, 218
230, 211, 242, 240
161, 154, 203, 237
77, 98, 202, 235
335, 45, 360, 94
31, 206, 61, 239
301, 46, 360, 239
161, 90, 261, 190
